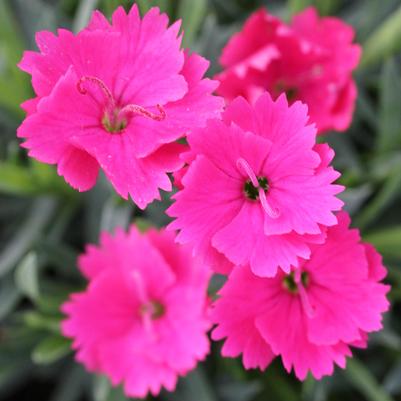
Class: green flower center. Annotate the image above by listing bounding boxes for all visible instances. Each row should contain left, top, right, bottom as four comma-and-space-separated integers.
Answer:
244, 177, 269, 200
140, 300, 165, 320
102, 111, 128, 133
283, 271, 309, 294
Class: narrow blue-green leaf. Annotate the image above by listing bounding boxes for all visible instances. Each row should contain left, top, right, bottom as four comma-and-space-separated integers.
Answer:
167, 368, 218, 401
0, 278, 20, 320
354, 168, 401, 229
361, 5, 401, 67
93, 375, 132, 401
50, 365, 87, 401
100, 196, 134, 232
364, 226, 401, 259
340, 184, 373, 215
218, 381, 262, 401
73, 0, 100, 33
377, 59, 401, 153
32, 335, 71, 365
178, 0, 207, 47
344, 358, 394, 401
383, 361, 401, 395
14, 252, 40, 302
0, 197, 58, 278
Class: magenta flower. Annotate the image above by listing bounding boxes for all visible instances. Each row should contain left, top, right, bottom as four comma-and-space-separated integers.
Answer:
216, 7, 361, 133
61, 226, 211, 398
211, 212, 390, 380
168, 93, 343, 277
17, 5, 223, 209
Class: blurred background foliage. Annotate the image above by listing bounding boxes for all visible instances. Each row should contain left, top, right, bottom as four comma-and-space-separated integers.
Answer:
0, 0, 401, 400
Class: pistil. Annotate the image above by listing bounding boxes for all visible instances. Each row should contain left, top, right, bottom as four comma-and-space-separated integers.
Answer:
236, 157, 280, 218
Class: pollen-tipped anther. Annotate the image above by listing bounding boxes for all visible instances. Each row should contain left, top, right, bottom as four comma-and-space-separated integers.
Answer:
118, 104, 166, 122
77, 76, 115, 107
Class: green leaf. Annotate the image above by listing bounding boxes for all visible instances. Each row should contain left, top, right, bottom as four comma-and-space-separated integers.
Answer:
165, 368, 218, 401
0, 1, 31, 116
377, 59, 401, 153
344, 358, 394, 401
0, 197, 58, 278
0, 160, 76, 197
0, 163, 40, 196
135, 0, 171, 15
178, 0, 207, 47
354, 168, 401, 230
361, 5, 401, 67
340, 184, 373, 216
218, 381, 262, 401
49, 365, 87, 401
32, 335, 71, 365
23, 311, 62, 334
73, 0, 100, 32
133, 217, 152, 233
287, 0, 338, 17
93, 375, 130, 401
100, 195, 133, 232
0, 277, 20, 320
364, 226, 401, 259
383, 360, 401, 395
14, 252, 39, 302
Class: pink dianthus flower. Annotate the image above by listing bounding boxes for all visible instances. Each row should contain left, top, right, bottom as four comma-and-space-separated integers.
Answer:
211, 212, 390, 380
61, 226, 211, 398
17, 5, 223, 208
168, 93, 343, 276
216, 7, 361, 133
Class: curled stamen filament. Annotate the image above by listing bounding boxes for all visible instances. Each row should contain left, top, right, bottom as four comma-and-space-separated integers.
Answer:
77, 76, 166, 125
118, 104, 166, 122
258, 188, 280, 219
294, 269, 315, 318
236, 158, 259, 187
77, 76, 115, 107
237, 157, 280, 219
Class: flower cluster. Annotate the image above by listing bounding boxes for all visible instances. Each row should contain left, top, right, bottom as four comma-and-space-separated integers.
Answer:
17, 3, 389, 399
216, 7, 361, 133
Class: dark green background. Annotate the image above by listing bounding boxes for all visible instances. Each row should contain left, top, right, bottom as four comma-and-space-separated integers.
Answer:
1, 0, 401, 400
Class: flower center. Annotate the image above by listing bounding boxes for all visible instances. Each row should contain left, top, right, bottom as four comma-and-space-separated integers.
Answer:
236, 157, 280, 218
102, 110, 128, 133
283, 271, 309, 293
140, 300, 165, 320
283, 270, 315, 318
244, 177, 269, 200
274, 80, 298, 102
77, 75, 166, 134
